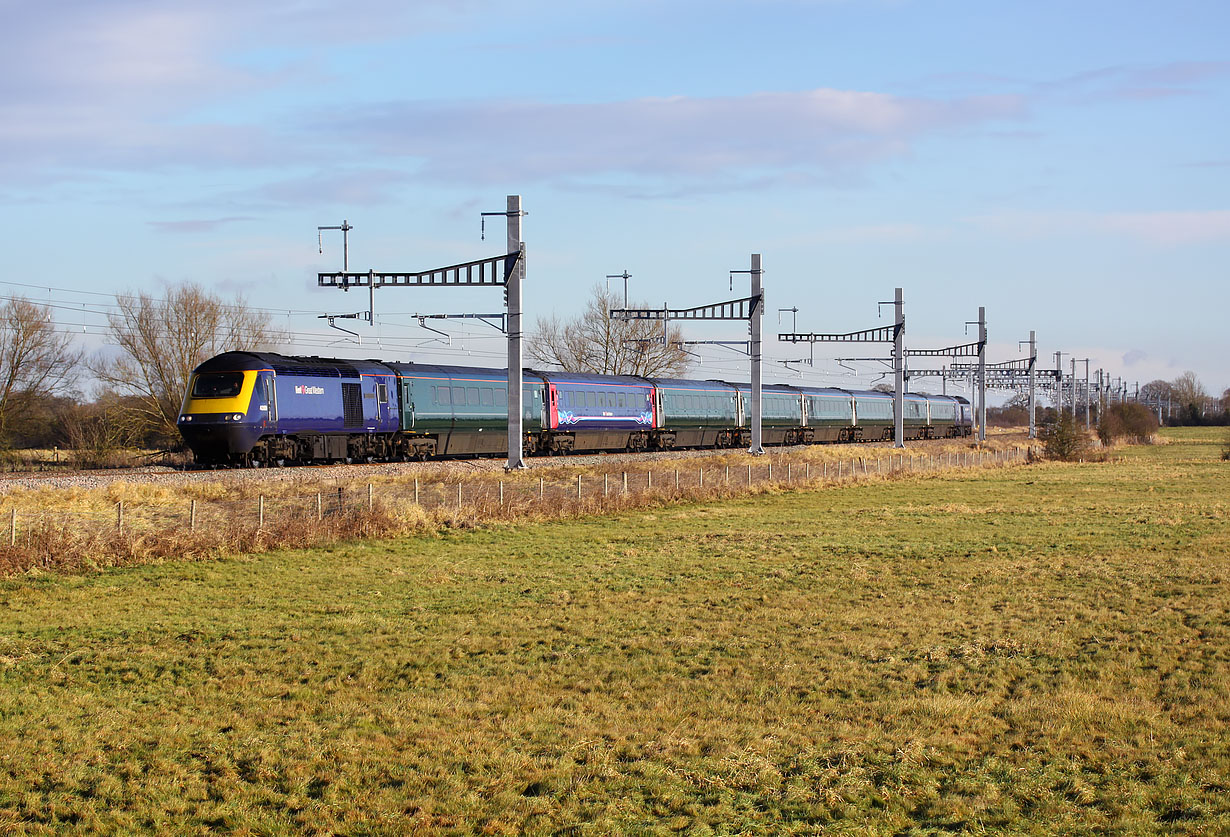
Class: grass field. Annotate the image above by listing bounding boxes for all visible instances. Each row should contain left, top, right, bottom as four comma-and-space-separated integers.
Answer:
0, 429, 1227, 834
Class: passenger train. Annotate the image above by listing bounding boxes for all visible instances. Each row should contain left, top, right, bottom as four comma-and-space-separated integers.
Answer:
178, 352, 973, 466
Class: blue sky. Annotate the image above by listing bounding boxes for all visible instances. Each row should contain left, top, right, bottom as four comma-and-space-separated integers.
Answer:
2, 0, 1227, 399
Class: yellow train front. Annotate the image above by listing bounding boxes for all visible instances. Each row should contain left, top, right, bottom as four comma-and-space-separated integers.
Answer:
177, 353, 277, 465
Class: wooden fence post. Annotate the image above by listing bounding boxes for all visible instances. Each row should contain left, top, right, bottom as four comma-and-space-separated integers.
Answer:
9, 508, 15, 547
257, 496, 264, 529
368, 483, 374, 512
117, 501, 124, 535
190, 499, 197, 531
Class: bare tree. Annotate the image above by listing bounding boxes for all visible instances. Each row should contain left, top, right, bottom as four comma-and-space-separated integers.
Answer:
91, 283, 286, 443
1140, 379, 1173, 404
528, 285, 691, 377
0, 297, 82, 445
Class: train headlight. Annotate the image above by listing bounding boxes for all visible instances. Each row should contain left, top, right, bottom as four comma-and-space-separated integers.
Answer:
233, 414, 244, 421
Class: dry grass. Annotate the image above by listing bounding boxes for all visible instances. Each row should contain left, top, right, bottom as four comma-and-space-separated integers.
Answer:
0, 434, 1035, 577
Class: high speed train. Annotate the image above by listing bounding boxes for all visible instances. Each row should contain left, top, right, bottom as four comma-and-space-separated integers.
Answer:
178, 351, 972, 466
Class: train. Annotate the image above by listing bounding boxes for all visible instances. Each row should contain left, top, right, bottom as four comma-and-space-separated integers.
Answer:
177, 351, 973, 466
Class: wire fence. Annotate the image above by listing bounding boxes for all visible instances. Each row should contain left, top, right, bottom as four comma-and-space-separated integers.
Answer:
2, 445, 1038, 548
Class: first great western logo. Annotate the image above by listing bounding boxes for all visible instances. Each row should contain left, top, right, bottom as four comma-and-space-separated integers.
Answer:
294, 385, 326, 395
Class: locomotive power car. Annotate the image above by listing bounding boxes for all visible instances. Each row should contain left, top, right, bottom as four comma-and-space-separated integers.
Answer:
178, 351, 973, 466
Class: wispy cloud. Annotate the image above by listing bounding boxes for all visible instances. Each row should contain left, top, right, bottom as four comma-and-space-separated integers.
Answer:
147, 217, 255, 234
306, 90, 1024, 191
970, 209, 1230, 245
1038, 61, 1230, 103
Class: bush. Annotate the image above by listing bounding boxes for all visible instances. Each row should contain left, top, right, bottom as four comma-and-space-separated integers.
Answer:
1041, 412, 1090, 461
1097, 403, 1159, 447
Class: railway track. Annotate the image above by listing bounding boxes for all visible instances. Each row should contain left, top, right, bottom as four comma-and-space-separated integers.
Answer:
0, 434, 1028, 496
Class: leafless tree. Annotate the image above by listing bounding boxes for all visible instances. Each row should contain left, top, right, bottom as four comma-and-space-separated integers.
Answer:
1169, 371, 1207, 410
528, 285, 691, 377
0, 297, 82, 445
90, 283, 286, 443
1140, 379, 1173, 404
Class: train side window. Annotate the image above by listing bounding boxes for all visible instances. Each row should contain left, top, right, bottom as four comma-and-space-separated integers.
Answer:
452, 386, 465, 406
437, 386, 450, 406
617, 392, 626, 409
585, 391, 594, 408
376, 382, 388, 404
481, 387, 493, 406
498, 388, 508, 406
466, 387, 479, 407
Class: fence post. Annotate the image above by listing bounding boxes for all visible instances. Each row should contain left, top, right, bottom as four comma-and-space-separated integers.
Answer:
699, 468, 703, 488
457, 482, 462, 509
368, 483, 374, 512
647, 470, 652, 491
257, 496, 263, 529
577, 474, 582, 500
499, 481, 504, 507
725, 465, 730, 485
623, 472, 628, 494
748, 464, 752, 484
9, 508, 14, 547
675, 469, 680, 490
190, 499, 197, 531
539, 477, 544, 500
414, 478, 420, 505
117, 501, 124, 535
316, 492, 323, 521
768, 463, 772, 481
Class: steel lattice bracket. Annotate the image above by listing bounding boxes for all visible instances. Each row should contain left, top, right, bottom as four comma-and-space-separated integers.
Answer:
778, 322, 901, 343
317, 251, 521, 289
611, 294, 761, 322
906, 340, 985, 358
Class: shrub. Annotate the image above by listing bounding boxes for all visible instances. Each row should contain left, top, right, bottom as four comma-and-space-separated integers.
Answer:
1041, 412, 1089, 461
1098, 403, 1159, 446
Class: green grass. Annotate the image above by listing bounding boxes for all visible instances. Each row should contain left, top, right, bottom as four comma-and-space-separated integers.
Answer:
0, 429, 1227, 833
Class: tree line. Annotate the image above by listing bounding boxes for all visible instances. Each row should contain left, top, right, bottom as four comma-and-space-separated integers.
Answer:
0, 282, 692, 458
3, 279, 1222, 459
0, 284, 284, 457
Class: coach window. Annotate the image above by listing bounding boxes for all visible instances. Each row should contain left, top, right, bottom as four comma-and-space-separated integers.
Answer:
437, 386, 450, 406
497, 388, 507, 406
452, 387, 465, 406
467, 387, 479, 407
481, 387, 493, 406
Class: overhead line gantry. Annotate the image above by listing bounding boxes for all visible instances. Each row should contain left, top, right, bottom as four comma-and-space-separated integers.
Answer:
612, 254, 766, 454
317, 195, 528, 470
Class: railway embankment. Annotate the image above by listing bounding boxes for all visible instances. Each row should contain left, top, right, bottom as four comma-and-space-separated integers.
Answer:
2, 431, 1040, 575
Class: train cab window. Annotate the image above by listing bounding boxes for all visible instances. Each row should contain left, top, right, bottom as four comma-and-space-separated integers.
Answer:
466, 387, 479, 407
481, 387, 493, 406
192, 372, 244, 398
452, 386, 465, 406
376, 382, 389, 405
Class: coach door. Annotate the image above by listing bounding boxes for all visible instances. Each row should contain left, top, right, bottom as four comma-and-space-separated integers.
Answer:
260, 373, 278, 427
